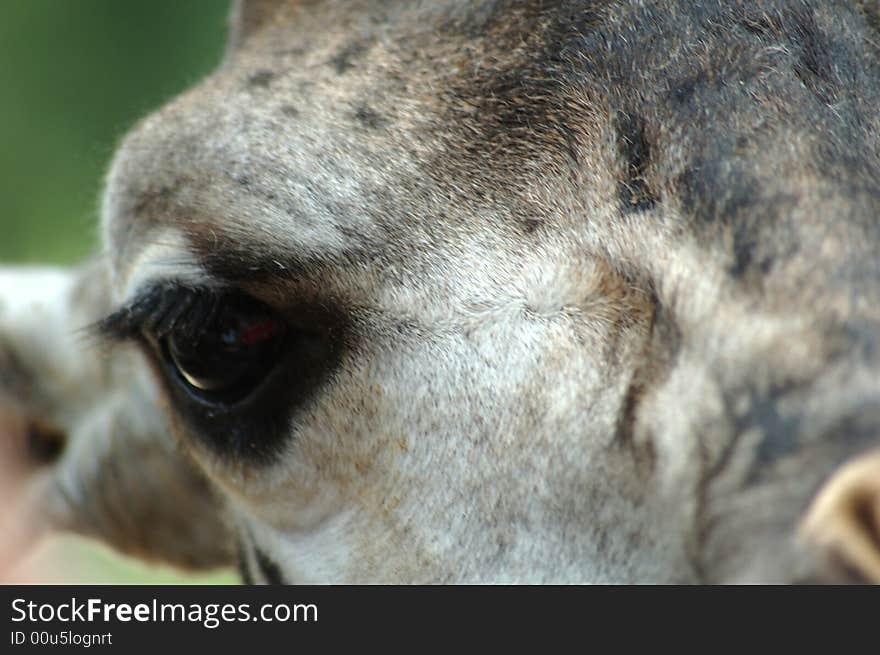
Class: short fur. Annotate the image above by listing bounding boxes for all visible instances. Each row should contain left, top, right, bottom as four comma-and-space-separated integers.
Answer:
2, 0, 879, 583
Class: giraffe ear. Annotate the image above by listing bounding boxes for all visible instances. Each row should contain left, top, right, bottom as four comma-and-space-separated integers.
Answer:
228, 0, 291, 50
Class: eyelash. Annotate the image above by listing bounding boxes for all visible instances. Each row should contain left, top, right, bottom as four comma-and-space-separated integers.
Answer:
95, 283, 224, 345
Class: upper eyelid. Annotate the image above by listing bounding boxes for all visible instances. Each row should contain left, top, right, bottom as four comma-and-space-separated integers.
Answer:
93, 282, 218, 343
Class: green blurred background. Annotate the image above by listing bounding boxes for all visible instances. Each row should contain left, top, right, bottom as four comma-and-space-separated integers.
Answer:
0, 0, 230, 264
1, 0, 237, 583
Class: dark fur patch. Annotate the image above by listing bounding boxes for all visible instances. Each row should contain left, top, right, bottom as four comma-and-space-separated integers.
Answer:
669, 69, 709, 108
353, 104, 387, 130
728, 215, 786, 281
329, 40, 369, 74
738, 7, 845, 105
430, 1, 612, 186
678, 162, 803, 282
729, 225, 761, 280
255, 547, 285, 584
676, 166, 752, 226
236, 540, 255, 585
615, 112, 658, 213
27, 420, 65, 465
247, 69, 277, 90
613, 285, 676, 476
130, 182, 181, 220
615, 378, 655, 475
790, 11, 842, 105
521, 218, 542, 234
736, 385, 805, 485
743, 393, 880, 486
280, 104, 300, 119
274, 46, 306, 58
858, 1, 880, 36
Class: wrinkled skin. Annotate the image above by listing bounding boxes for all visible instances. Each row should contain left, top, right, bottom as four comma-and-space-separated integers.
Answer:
2, 0, 880, 583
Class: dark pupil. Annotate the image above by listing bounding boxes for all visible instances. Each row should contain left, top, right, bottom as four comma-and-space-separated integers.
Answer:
166, 306, 282, 399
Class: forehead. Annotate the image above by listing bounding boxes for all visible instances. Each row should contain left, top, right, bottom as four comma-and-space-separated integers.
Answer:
101, 1, 591, 299
102, 0, 880, 307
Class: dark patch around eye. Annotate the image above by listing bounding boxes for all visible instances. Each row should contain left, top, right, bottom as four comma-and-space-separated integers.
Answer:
96, 283, 348, 465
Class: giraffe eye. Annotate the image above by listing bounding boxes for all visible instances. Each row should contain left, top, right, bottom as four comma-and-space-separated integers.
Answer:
162, 299, 285, 403
97, 282, 345, 460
